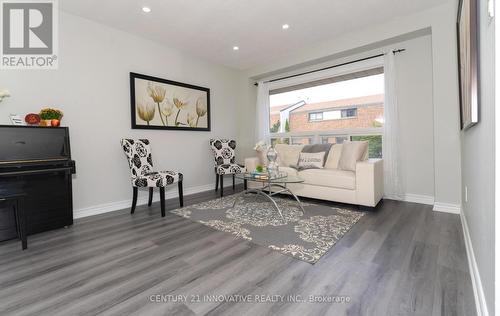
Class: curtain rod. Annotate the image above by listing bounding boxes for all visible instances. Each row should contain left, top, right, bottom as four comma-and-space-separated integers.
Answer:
254, 48, 406, 86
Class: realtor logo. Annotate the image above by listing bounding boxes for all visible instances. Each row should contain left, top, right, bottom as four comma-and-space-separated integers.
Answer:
1, 0, 58, 69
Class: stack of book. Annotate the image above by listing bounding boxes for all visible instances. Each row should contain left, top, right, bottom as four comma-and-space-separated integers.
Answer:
250, 171, 270, 180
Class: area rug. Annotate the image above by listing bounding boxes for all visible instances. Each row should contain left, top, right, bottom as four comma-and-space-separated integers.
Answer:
170, 194, 364, 264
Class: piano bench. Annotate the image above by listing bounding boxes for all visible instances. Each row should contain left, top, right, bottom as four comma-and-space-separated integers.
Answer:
0, 193, 27, 250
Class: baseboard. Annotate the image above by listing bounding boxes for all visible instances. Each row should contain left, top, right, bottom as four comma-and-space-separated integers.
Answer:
432, 202, 461, 214
460, 211, 489, 316
384, 194, 461, 214
384, 193, 435, 205
403, 194, 435, 205
74, 182, 237, 219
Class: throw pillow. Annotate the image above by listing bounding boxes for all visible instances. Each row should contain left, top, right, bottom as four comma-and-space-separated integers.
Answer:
338, 141, 368, 171
275, 144, 304, 167
301, 144, 333, 166
296, 152, 325, 170
324, 144, 343, 169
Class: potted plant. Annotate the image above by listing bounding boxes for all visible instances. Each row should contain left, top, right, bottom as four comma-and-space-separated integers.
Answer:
39, 108, 63, 127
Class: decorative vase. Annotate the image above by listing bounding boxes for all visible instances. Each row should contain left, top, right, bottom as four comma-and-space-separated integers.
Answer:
266, 147, 279, 178
51, 119, 60, 127
40, 119, 52, 127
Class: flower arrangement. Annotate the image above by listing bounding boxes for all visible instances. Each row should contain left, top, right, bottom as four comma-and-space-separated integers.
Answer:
0, 89, 10, 102
39, 108, 63, 120
254, 140, 269, 151
39, 108, 63, 127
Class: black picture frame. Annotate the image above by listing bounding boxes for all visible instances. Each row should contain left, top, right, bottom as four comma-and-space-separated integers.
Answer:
130, 72, 211, 131
456, 0, 479, 130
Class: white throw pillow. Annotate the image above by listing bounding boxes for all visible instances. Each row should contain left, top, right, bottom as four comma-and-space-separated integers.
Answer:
338, 141, 368, 171
324, 144, 343, 169
275, 144, 304, 167
297, 152, 325, 169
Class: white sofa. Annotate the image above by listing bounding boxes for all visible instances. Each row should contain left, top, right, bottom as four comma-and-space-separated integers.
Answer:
245, 143, 384, 208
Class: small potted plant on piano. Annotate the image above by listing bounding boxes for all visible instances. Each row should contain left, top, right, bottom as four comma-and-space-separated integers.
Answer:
39, 108, 63, 127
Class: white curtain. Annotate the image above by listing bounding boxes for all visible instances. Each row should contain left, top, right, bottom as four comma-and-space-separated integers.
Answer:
255, 81, 271, 144
383, 52, 404, 199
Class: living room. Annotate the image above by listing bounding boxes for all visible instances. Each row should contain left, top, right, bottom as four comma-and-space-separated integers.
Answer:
0, 0, 497, 315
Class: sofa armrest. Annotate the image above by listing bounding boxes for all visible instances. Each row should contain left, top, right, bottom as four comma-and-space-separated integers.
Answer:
355, 159, 384, 207
245, 157, 260, 173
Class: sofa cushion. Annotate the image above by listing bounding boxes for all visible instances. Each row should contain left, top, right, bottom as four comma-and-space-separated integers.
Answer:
338, 141, 369, 171
324, 144, 343, 169
280, 166, 299, 177
301, 144, 332, 165
275, 144, 304, 167
297, 152, 325, 169
298, 168, 356, 190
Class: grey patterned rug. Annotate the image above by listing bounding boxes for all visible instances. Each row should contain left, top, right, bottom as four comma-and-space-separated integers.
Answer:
170, 194, 364, 264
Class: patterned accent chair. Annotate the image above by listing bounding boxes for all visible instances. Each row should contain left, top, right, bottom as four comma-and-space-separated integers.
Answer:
121, 139, 183, 217
209, 138, 246, 197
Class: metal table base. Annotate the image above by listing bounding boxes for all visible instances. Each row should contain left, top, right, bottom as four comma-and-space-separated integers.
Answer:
231, 183, 305, 220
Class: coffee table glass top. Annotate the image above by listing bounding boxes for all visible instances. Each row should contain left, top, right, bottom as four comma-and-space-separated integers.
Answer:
235, 172, 304, 184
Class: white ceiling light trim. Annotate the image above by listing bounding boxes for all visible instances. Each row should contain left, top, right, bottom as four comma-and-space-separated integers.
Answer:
142, 7, 151, 13
282, 24, 290, 30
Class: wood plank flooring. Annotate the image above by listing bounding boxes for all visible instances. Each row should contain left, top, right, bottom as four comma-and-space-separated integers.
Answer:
0, 186, 476, 316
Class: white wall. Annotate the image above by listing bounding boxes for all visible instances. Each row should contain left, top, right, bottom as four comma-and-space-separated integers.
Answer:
240, 1, 462, 209
0, 12, 244, 216
396, 35, 435, 202
460, 0, 496, 313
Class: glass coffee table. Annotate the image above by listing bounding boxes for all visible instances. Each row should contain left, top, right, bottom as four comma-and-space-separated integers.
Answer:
234, 172, 305, 220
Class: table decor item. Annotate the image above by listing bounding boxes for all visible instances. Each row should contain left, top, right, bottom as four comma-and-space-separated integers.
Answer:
39, 108, 63, 127
266, 146, 279, 178
9, 114, 25, 125
254, 140, 270, 165
24, 113, 41, 126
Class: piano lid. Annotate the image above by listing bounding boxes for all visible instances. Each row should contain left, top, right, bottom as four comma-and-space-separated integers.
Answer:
0, 125, 71, 164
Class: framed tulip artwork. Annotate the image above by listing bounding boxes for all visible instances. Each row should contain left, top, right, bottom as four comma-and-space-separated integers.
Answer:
457, 0, 479, 130
130, 72, 211, 131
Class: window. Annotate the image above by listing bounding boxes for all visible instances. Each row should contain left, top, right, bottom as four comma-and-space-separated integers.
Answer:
309, 108, 358, 122
269, 67, 384, 157
350, 135, 383, 158
342, 108, 357, 118
309, 112, 323, 121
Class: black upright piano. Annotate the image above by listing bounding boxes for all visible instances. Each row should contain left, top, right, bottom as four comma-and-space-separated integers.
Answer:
0, 125, 76, 241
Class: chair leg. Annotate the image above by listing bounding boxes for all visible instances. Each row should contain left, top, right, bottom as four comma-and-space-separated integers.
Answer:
160, 187, 166, 217
215, 172, 219, 192
244, 179, 248, 190
148, 187, 154, 207
131, 187, 138, 214
178, 180, 184, 207
220, 174, 224, 197
232, 174, 235, 190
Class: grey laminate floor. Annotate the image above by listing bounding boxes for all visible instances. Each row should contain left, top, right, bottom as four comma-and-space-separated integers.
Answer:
0, 187, 476, 316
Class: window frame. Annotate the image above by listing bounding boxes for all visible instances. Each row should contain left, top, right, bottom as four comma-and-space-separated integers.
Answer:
267, 56, 384, 155
308, 112, 323, 122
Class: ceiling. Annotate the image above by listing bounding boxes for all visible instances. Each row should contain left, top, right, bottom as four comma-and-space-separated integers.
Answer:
60, 0, 447, 70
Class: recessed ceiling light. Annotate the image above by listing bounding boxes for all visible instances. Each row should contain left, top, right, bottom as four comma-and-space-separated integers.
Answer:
142, 6, 151, 13
233, 46, 239, 51
282, 24, 290, 30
